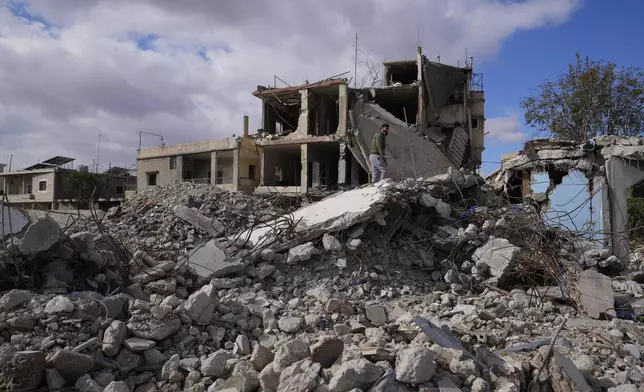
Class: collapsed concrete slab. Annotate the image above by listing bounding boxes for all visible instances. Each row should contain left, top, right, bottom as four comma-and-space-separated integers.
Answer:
348, 101, 454, 180
182, 240, 247, 278
576, 270, 615, 319
240, 184, 390, 253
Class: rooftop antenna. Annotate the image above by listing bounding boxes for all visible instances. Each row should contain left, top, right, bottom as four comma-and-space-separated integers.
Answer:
465, 48, 468, 67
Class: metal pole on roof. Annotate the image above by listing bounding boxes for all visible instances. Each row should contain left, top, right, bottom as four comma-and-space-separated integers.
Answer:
96, 133, 102, 173
354, 33, 358, 88
8, 155, 12, 172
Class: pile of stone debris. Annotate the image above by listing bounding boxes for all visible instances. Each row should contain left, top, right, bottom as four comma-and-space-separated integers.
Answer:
93, 182, 298, 262
0, 169, 643, 391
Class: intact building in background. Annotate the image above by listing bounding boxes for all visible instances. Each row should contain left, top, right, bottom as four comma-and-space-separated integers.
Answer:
136, 116, 260, 194
0, 156, 136, 210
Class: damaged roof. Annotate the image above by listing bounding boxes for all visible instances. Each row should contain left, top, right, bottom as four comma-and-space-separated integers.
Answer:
253, 78, 345, 98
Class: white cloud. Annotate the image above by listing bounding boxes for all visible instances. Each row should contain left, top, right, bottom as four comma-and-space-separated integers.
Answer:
486, 109, 530, 143
0, 0, 580, 169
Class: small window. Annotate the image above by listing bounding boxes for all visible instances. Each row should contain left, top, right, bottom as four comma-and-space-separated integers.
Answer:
169, 157, 177, 170
27, 184, 33, 194
115, 185, 124, 195
147, 173, 157, 186
38, 181, 47, 191
249, 165, 256, 180
471, 118, 480, 129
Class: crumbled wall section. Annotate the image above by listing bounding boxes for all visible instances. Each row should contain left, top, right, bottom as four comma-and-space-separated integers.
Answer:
489, 136, 644, 260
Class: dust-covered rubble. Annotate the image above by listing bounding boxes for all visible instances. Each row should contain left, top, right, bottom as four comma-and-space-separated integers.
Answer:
0, 173, 643, 391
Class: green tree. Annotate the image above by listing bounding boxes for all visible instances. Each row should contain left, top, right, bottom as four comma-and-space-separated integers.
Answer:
520, 53, 644, 142
64, 171, 98, 203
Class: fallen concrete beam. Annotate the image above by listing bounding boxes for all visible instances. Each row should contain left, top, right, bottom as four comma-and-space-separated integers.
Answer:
239, 183, 390, 253
173, 205, 224, 237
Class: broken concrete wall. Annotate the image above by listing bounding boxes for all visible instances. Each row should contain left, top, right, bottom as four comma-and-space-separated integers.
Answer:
423, 61, 467, 122
605, 156, 644, 260
490, 136, 644, 261
348, 101, 454, 181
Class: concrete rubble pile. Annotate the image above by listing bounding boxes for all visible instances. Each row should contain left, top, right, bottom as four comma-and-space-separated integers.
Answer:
1, 169, 644, 391
99, 182, 298, 261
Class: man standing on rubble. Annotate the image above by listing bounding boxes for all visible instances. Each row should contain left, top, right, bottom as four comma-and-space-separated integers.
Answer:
369, 123, 389, 183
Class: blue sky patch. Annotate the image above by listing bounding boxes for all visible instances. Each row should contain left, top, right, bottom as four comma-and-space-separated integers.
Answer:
196, 44, 232, 61
8, 0, 55, 31
128, 32, 161, 51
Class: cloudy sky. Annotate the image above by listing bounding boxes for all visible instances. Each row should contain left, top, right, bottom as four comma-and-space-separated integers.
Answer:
0, 0, 640, 174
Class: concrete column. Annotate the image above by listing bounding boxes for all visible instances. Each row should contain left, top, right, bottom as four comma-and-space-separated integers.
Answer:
300, 144, 308, 194
338, 84, 348, 135
174, 156, 184, 184
311, 161, 321, 188
338, 142, 347, 185
417, 47, 428, 128
261, 102, 268, 132
210, 151, 218, 185
351, 155, 360, 186
233, 149, 240, 191
297, 89, 310, 135
259, 149, 265, 186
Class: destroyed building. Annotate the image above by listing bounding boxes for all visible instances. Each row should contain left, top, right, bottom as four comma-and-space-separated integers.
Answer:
0, 156, 136, 210
137, 116, 261, 194
134, 48, 484, 197
252, 47, 485, 195
2, 168, 643, 391
489, 136, 644, 261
